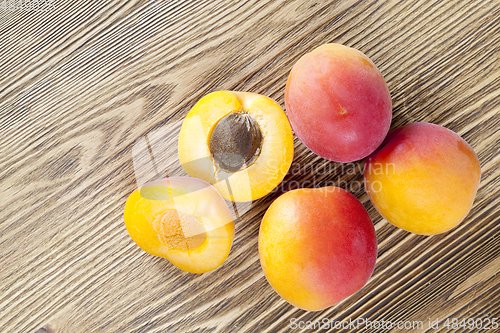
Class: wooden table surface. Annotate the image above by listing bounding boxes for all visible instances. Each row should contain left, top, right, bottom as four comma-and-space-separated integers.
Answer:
1, 1, 499, 332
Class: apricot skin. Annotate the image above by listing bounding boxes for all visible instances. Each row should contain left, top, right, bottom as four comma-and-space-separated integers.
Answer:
259, 187, 377, 311
285, 43, 392, 162
364, 122, 481, 235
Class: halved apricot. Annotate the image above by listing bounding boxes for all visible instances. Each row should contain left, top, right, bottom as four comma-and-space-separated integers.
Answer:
124, 177, 235, 273
178, 91, 294, 202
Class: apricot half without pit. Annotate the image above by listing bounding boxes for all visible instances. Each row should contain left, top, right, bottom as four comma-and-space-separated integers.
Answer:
178, 91, 294, 202
124, 177, 234, 273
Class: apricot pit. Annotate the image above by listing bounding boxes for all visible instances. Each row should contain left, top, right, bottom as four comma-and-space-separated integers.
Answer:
209, 112, 263, 172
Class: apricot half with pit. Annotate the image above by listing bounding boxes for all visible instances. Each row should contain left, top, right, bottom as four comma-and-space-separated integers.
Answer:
285, 43, 392, 162
259, 187, 378, 311
124, 177, 234, 273
178, 91, 294, 202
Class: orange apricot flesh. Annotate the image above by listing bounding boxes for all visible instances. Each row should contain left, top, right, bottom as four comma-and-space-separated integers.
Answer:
178, 91, 294, 202
124, 177, 234, 273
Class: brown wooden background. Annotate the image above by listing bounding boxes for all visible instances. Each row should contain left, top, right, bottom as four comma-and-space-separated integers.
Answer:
1, 0, 499, 332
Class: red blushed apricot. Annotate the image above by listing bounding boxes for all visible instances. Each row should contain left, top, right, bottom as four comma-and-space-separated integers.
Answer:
259, 187, 377, 311
364, 122, 481, 235
124, 177, 234, 273
285, 43, 392, 162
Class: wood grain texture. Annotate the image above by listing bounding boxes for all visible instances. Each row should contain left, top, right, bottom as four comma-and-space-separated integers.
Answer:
0, 0, 499, 332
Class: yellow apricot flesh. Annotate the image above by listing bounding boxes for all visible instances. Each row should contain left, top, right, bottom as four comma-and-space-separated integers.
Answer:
124, 177, 234, 273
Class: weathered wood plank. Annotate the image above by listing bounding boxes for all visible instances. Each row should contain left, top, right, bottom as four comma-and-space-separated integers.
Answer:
0, 0, 498, 332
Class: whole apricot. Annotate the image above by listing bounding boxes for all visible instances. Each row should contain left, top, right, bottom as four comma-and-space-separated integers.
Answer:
259, 187, 377, 311
178, 91, 294, 202
285, 43, 392, 162
364, 122, 481, 235
124, 177, 234, 273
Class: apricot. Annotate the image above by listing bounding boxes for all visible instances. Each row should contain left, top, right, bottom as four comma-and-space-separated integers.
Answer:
364, 122, 481, 235
285, 43, 392, 162
124, 177, 235, 273
259, 187, 377, 311
178, 91, 294, 202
